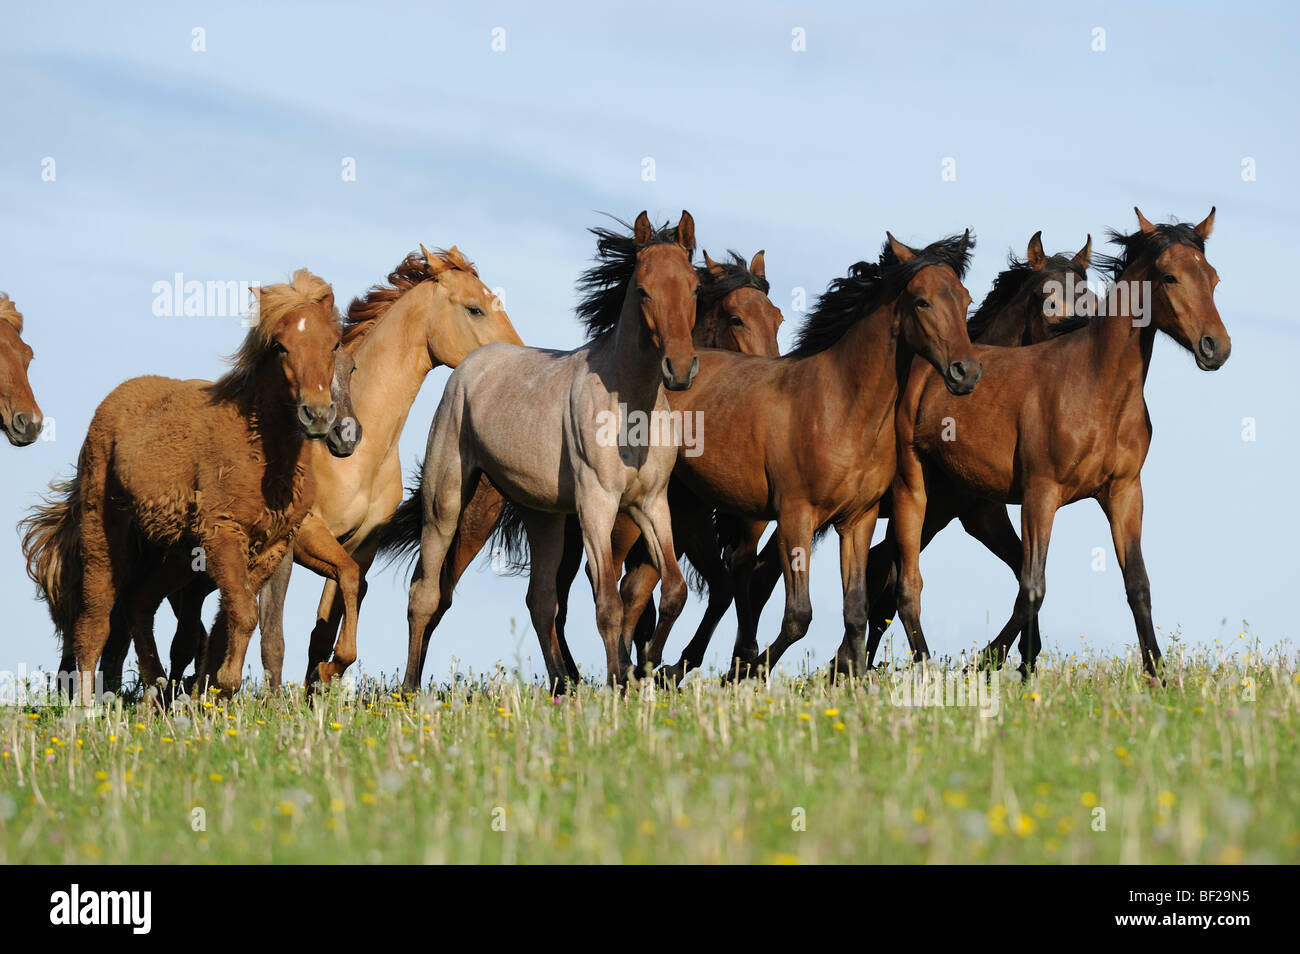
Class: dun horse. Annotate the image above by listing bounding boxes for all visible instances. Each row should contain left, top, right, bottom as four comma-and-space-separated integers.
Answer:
891, 209, 1228, 677
0, 293, 44, 447
395, 212, 700, 690
22, 270, 342, 701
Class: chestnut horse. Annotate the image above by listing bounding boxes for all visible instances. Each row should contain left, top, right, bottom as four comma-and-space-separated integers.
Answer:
397, 212, 700, 689
141, 245, 523, 691
891, 209, 1228, 677
22, 270, 342, 701
0, 293, 44, 446
54, 346, 364, 694
381, 244, 782, 689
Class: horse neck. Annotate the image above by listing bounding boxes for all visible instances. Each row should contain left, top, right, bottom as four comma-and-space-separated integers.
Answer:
808, 300, 904, 429
603, 285, 664, 413
1090, 263, 1157, 388
976, 291, 1033, 347
346, 290, 437, 462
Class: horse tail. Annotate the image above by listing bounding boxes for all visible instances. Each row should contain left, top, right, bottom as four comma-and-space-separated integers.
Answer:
19, 471, 84, 649
484, 497, 531, 576
375, 463, 427, 572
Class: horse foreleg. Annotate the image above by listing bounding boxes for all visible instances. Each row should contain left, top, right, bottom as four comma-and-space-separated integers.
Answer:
627, 497, 686, 675
202, 529, 260, 696
981, 487, 1058, 674
290, 514, 368, 687
892, 435, 934, 665
576, 494, 626, 686
744, 507, 816, 676
519, 510, 572, 693
257, 554, 291, 689
1098, 478, 1161, 678
660, 521, 736, 684
829, 508, 879, 680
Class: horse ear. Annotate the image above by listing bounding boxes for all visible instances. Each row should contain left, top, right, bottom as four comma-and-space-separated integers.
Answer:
420, 243, 449, 279
676, 210, 696, 254
633, 211, 653, 246
1134, 207, 1156, 234
749, 249, 766, 281
1073, 234, 1093, 268
886, 232, 915, 263
1195, 206, 1216, 240
321, 290, 336, 315
703, 250, 723, 277
1026, 231, 1047, 270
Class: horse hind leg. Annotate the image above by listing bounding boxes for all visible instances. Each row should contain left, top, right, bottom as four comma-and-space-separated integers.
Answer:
71, 490, 132, 707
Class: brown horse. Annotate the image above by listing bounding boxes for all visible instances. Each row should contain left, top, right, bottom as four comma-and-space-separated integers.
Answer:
734, 232, 1097, 676
587, 232, 982, 681
394, 212, 700, 690
58, 346, 364, 694
22, 270, 342, 701
381, 245, 782, 689
891, 209, 1227, 677
0, 293, 43, 446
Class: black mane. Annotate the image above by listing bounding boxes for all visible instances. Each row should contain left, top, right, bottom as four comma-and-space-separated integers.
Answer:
966, 251, 1086, 342
574, 216, 694, 339
697, 251, 769, 316
790, 233, 973, 357
1094, 220, 1205, 281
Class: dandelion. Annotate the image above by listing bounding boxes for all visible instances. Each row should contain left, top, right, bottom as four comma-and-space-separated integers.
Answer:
209, 773, 224, 783
1080, 792, 1099, 808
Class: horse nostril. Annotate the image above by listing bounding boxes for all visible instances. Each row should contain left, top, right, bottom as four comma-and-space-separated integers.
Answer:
948, 361, 968, 381
689, 356, 700, 379
661, 357, 675, 381
1199, 336, 1217, 359
12, 412, 27, 432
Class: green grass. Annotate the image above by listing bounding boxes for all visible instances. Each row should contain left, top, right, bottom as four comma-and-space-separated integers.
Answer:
1, 644, 1297, 863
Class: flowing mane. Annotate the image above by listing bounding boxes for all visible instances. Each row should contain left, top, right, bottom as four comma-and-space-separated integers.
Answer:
208, 268, 338, 401
575, 216, 695, 339
791, 233, 973, 357
343, 247, 479, 348
0, 293, 23, 333
966, 251, 1088, 341
1094, 220, 1205, 281
697, 251, 769, 316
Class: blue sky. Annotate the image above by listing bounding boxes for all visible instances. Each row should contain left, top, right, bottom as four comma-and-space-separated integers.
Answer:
1, 1, 1296, 685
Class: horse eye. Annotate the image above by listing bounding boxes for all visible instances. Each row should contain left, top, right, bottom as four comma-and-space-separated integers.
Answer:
728, 315, 745, 327
1163, 274, 1178, 285
467, 305, 485, 317
272, 342, 289, 355
915, 298, 931, 309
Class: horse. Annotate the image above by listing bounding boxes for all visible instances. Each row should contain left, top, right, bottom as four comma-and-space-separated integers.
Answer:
891, 208, 1228, 678
549, 231, 981, 684
730, 231, 1097, 677
0, 293, 44, 446
22, 270, 343, 702
55, 346, 364, 694
394, 211, 701, 690
380, 244, 781, 690
142, 245, 523, 692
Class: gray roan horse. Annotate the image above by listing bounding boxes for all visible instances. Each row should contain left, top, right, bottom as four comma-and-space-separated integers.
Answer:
398, 212, 701, 690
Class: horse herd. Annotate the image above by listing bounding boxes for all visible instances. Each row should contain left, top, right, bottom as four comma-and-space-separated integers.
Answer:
2, 205, 1227, 703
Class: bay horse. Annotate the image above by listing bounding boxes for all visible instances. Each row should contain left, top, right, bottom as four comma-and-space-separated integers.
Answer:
22, 270, 342, 702
46, 346, 364, 695
0, 293, 44, 446
732, 232, 1097, 677
610, 232, 983, 681
380, 244, 781, 690
396, 211, 700, 690
146, 245, 523, 691
891, 209, 1228, 677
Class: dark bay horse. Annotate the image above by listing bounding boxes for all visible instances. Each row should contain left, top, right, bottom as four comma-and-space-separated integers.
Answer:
891, 209, 1228, 677
380, 243, 782, 689
0, 293, 44, 446
22, 270, 343, 701
609, 232, 983, 679
397, 212, 701, 689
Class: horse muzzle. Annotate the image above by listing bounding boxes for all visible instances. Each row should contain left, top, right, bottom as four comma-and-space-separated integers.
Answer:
1195, 334, 1230, 371
326, 416, 361, 458
944, 359, 982, 396
661, 355, 699, 392
297, 402, 337, 440
2, 408, 43, 446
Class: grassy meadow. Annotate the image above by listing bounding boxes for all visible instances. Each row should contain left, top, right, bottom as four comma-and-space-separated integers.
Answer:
1, 641, 1296, 864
